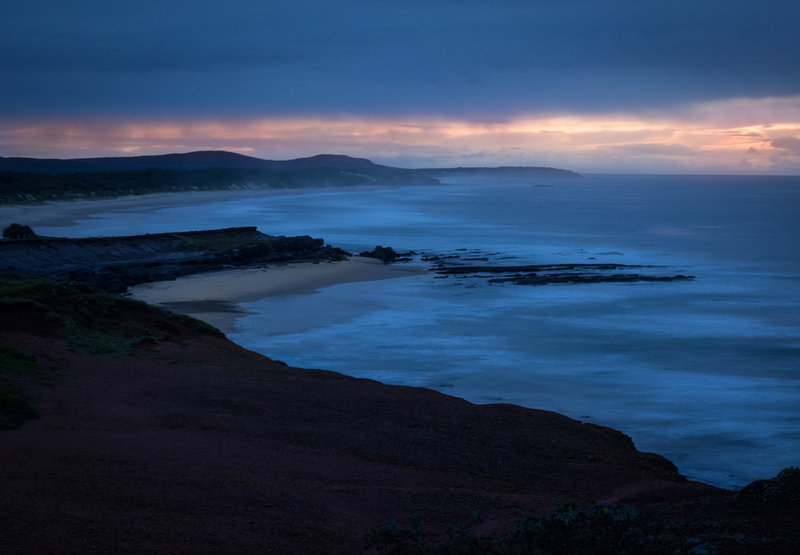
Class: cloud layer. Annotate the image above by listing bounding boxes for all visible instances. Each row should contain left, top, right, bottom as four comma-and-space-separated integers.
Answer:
2, 1, 800, 172
5, 96, 800, 174
4, 0, 800, 117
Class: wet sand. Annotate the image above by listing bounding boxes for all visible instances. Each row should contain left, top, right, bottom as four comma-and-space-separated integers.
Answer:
128, 257, 424, 333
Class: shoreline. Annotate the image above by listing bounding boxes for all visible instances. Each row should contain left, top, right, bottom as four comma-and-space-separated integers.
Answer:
0, 185, 406, 231
0, 189, 288, 230
4, 271, 798, 553
128, 257, 425, 333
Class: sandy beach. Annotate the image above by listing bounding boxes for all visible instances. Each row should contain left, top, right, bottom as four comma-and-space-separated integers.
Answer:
128, 256, 424, 333
2, 191, 427, 334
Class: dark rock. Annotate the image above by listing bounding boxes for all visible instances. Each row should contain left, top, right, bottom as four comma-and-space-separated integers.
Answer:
0, 226, 352, 293
421, 254, 460, 262
431, 263, 695, 287
358, 245, 398, 263
434, 263, 633, 275
740, 467, 800, 504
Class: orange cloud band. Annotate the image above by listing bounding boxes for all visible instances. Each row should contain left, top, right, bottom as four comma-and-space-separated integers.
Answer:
3, 96, 800, 174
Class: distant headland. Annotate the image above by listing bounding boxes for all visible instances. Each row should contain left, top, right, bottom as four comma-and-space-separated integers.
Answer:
0, 150, 579, 203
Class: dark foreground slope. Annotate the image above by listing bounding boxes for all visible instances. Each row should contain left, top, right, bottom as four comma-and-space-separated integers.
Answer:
1, 277, 798, 554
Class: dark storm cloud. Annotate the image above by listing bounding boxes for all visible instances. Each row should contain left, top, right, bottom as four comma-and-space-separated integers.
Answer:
2, 0, 800, 118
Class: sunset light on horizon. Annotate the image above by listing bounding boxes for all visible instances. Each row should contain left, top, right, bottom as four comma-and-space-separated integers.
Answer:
3, 1, 800, 175
4, 94, 800, 174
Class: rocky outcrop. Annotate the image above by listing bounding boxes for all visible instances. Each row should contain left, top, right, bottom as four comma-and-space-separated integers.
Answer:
740, 466, 800, 504
432, 262, 694, 286
359, 244, 397, 262
358, 245, 417, 263
0, 226, 349, 292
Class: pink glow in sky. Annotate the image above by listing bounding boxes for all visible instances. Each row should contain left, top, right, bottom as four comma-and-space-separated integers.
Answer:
4, 96, 800, 174
3, 2, 800, 174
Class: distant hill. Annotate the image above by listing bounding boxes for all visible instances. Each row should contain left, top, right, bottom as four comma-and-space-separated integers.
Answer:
0, 151, 579, 204
422, 166, 580, 178
0, 151, 436, 203
0, 151, 380, 174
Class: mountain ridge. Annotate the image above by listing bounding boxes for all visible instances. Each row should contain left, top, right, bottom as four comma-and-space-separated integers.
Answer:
0, 150, 380, 174
0, 149, 577, 176
0, 150, 580, 204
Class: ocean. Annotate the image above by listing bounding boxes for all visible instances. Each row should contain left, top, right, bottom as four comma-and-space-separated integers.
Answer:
32, 173, 800, 488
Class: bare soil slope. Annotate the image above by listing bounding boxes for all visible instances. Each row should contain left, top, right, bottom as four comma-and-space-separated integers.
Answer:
1, 278, 797, 553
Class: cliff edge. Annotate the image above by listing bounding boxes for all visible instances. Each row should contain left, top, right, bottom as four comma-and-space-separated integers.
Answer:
1, 275, 798, 553
0, 226, 348, 292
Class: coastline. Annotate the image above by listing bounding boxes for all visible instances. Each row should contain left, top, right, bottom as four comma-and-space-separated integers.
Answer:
128, 256, 424, 333
4, 180, 798, 489
3, 272, 797, 553
0, 189, 284, 230
2, 194, 799, 550
0, 184, 408, 232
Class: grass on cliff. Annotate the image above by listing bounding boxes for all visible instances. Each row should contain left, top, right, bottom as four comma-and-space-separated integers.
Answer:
367, 491, 800, 555
0, 342, 40, 429
1, 274, 224, 428
0, 387, 39, 430
0, 274, 223, 354
366, 503, 645, 554
171, 228, 266, 252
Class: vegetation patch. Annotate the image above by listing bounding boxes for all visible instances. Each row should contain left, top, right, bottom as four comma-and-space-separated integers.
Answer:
0, 165, 436, 204
0, 274, 223, 429
365, 498, 800, 554
2, 223, 37, 240
0, 274, 222, 354
0, 342, 40, 374
365, 503, 646, 554
778, 466, 800, 478
509, 501, 644, 554
0, 342, 40, 429
0, 387, 39, 430
172, 228, 267, 252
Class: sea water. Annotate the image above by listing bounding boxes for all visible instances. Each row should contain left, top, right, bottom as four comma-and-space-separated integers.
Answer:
33, 174, 800, 488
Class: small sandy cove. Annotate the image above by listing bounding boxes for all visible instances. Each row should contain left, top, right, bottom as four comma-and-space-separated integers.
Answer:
128, 257, 423, 333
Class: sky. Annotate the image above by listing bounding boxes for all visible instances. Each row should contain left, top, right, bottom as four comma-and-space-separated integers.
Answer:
2, 0, 800, 174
